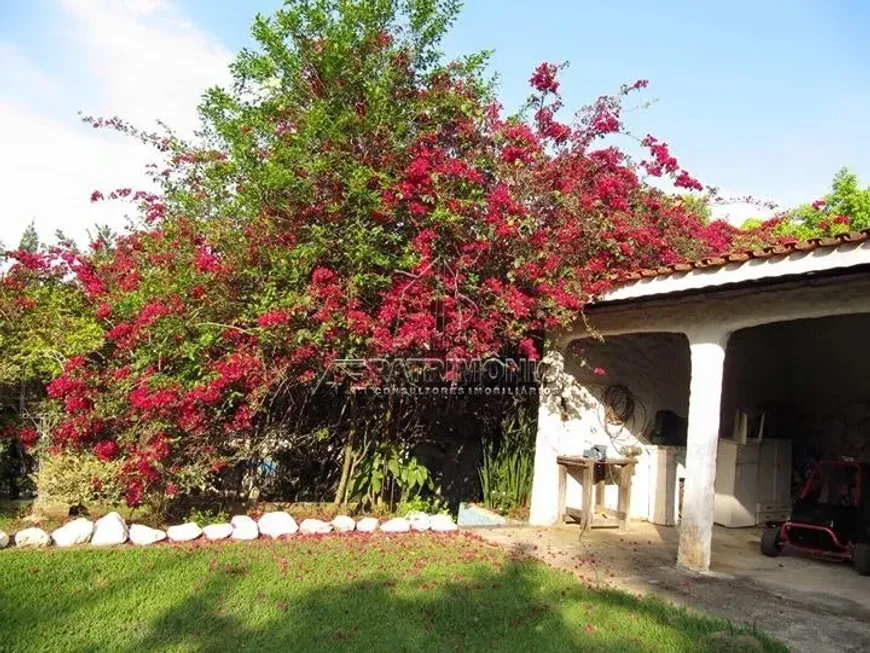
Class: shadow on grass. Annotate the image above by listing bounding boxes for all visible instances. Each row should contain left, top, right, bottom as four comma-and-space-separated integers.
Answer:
0, 534, 782, 653
122, 554, 777, 653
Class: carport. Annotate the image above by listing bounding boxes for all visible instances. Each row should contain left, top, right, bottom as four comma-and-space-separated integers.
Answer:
529, 230, 870, 571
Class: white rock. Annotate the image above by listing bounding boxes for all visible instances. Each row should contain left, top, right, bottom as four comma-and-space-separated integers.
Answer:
356, 517, 379, 533
203, 523, 233, 541
91, 512, 129, 547
299, 518, 332, 535
129, 524, 166, 546
331, 515, 356, 533
230, 515, 260, 540
257, 511, 298, 538
51, 518, 94, 547
430, 514, 458, 532
407, 511, 431, 532
0, 530, 8, 548
15, 527, 50, 548
379, 517, 411, 533
167, 522, 202, 543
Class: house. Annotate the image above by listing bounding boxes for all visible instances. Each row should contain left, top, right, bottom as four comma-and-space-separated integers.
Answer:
529, 230, 870, 571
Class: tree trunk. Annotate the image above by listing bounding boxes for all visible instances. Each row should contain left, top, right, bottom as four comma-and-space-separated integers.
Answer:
333, 426, 356, 506
333, 394, 358, 506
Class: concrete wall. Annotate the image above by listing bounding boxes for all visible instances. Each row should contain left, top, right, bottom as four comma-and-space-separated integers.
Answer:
564, 333, 690, 453
555, 333, 690, 520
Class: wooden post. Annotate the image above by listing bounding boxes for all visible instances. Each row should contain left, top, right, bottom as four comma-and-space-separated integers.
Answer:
557, 463, 567, 523
617, 463, 633, 532
581, 463, 593, 532
595, 474, 606, 512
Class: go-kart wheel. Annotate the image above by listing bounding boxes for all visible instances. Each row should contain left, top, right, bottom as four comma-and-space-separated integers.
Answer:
761, 526, 782, 557
853, 542, 870, 575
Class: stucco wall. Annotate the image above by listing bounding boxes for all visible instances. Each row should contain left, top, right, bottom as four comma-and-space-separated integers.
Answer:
555, 333, 690, 519
564, 333, 690, 453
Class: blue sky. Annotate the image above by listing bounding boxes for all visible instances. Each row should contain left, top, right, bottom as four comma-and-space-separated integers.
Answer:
1, 0, 869, 246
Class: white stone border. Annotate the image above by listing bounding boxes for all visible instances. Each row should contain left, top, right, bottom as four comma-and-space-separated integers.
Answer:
0, 511, 458, 550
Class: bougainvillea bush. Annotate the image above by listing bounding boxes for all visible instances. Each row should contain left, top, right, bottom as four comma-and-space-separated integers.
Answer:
0, 239, 102, 497
2, 0, 776, 511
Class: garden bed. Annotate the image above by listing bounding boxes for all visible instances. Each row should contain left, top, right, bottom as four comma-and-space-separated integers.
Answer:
0, 531, 783, 652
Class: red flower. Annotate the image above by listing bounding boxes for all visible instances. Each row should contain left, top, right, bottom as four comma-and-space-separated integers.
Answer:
18, 427, 39, 448
257, 309, 291, 328
311, 267, 336, 284
95, 303, 112, 320
125, 482, 143, 507
518, 337, 539, 361
375, 31, 392, 48
194, 246, 223, 273
674, 170, 703, 191
94, 440, 120, 462
530, 62, 559, 94
150, 433, 171, 460
593, 367, 606, 376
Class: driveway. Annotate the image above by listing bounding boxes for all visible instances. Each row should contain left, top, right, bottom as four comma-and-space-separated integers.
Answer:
475, 522, 870, 653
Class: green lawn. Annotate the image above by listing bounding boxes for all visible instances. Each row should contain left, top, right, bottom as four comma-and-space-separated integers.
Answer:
0, 532, 782, 652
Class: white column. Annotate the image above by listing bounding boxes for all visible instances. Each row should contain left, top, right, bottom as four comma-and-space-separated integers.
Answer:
677, 329, 729, 572
529, 393, 563, 526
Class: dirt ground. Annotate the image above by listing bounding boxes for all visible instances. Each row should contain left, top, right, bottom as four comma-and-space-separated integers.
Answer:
476, 522, 870, 653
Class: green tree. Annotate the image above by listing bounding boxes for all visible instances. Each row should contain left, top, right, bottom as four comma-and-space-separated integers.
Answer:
776, 167, 870, 239
0, 244, 103, 497
678, 193, 712, 224
17, 222, 40, 254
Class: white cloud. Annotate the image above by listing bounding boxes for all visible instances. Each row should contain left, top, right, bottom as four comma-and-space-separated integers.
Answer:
0, 0, 232, 248
61, 0, 231, 135
0, 42, 64, 100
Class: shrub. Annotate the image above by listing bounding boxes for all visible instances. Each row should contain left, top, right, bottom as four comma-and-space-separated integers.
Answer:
35, 451, 124, 509
397, 494, 449, 516
479, 404, 536, 515
186, 507, 229, 526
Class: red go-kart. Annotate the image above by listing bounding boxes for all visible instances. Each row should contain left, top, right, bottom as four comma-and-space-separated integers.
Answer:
761, 460, 870, 575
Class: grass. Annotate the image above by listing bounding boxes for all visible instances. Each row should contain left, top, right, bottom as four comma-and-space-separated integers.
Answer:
0, 531, 784, 653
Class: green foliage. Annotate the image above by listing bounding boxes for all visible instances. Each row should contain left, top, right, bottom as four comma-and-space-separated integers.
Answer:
348, 441, 433, 510
35, 450, 124, 508
678, 194, 713, 224
0, 278, 102, 387
17, 222, 40, 254
479, 403, 536, 515
396, 493, 448, 516
774, 167, 870, 238
186, 506, 230, 526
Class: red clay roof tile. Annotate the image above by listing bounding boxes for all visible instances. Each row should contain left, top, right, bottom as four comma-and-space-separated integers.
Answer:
621, 228, 870, 284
